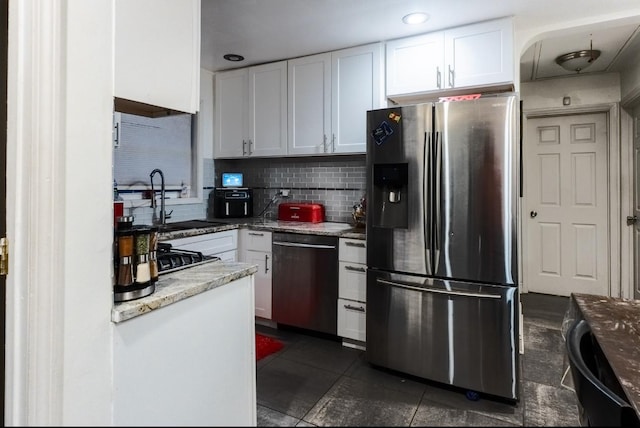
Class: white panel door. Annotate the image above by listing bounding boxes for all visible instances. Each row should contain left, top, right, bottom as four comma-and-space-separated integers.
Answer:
525, 113, 609, 296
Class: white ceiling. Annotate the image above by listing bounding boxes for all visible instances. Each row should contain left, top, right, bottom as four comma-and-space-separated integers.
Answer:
201, 0, 640, 82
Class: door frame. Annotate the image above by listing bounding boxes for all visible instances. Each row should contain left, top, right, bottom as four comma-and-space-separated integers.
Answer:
521, 102, 630, 298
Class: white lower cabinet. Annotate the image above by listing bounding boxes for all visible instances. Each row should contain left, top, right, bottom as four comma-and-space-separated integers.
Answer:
164, 229, 238, 261
337, 237, 367, 346
239, 229, 273, 319
113, 275, 256, 426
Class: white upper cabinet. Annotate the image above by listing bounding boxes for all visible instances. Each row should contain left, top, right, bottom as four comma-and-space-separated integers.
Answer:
386, 17, 514, 97
386, 32, 445, 95
332, 43, 384, 154
288, 43, 384, 155
287, 53, 333, 155
114, 0, 201, 114
248, 62, 288, 157
215, 68, 248, 158
444, 18, 514, 89
215, 61, 288, 158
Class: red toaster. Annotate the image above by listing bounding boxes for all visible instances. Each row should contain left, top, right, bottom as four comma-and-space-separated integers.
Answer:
277, 203, 325, 223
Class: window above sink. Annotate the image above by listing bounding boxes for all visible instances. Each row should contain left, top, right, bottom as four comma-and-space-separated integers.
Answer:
113, 111, 203, 208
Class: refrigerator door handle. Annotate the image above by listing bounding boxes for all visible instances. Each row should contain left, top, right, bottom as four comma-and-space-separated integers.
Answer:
434, 131, 442, 258
376, 278, 501, 299
424, 131, 432, 271
376, 278, 502, 299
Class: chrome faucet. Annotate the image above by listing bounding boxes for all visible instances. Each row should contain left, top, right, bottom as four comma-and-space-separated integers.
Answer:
150, 168, 171, 225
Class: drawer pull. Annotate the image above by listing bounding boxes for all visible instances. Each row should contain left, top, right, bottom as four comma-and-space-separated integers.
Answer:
248, 232, 264, 236
345, 241, 365, 248
344, 304, 365, 312
345, 265, 366, 273
265, 254, 269, 274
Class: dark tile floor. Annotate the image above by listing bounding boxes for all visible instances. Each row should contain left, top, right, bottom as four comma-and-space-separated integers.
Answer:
255, 292, 580, 427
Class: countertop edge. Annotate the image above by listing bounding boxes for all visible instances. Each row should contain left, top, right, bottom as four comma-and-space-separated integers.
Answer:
158, 220, 366, 241
112, 260, 258, 323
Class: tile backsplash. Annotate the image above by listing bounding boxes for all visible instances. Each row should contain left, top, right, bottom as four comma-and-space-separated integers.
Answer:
213, 155, 366, 224
124, 155, 367, 226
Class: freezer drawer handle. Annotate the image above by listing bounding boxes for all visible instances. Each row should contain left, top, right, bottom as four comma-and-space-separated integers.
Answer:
273, 241, 336, 250
376, 279, 501, 299
345, 265, 366, 272
344, 304, 365, 312
345, 241, 365, 248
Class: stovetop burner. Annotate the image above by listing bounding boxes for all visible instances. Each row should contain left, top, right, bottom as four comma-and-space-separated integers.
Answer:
157, 243, 220, 275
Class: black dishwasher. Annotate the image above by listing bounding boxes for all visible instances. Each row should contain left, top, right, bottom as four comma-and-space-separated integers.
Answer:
272, 232, 338, 335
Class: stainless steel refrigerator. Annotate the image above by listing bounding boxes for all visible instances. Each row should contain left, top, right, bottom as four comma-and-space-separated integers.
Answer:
365, 94, 520, 401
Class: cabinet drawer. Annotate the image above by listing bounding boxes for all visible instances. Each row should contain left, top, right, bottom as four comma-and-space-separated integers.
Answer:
337, 298, 366, 342
165, 229, 238, 257
338, 261, 366, 302
339, 238, 366, 264
240, 229, 272, 252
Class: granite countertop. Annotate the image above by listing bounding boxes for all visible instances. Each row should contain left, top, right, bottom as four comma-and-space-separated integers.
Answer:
112, 260, 258, 323
158, 218, 366, 241
117, 218, 364, 323
570, 293, 640, 416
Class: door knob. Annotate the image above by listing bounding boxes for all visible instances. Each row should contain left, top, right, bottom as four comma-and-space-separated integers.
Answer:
627, 215, 637, 225
530, 211, 537, 218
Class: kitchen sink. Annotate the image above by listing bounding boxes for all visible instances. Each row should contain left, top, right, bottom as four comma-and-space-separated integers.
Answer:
156, 219, 228, 232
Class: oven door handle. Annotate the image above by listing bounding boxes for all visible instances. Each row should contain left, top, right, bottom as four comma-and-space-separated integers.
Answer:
273, 241, 336, 250
376, 279, 501, 299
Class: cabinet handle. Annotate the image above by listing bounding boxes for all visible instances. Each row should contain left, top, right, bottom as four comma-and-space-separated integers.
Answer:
265, 254, 269, 274
345, 265, 366, 273
248, 232, 264, 236
242, 139, 247, 156
323, 134, 327, 153
448, 65, 454, 87
332, 133, 336, 152
436, 66, 441, 89
345, 241, 365, 248
344, 304, 365, 312
249, 139, 253, 155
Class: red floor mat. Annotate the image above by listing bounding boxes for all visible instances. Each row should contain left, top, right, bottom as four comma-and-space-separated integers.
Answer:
255, 333, 284, 360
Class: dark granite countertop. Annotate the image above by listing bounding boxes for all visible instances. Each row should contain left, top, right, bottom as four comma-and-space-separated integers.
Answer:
570, 293, 640, 416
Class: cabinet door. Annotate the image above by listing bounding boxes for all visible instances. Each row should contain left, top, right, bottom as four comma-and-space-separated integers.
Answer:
114, 0, 200, 113
331, 43, 383, 154
287, 53, 332, 155
214, 68, 248, 158
385, 32, 444, 96
337, 298, 366, 342
242, 249, 272, 319
165, 230, 238, 257
444, 17, 514, 89
248, 61, 288, 157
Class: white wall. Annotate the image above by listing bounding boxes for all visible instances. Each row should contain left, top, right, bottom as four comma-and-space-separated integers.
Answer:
620, 59, 640, 107
5, 0, 114, 424
520, 73, 621, 111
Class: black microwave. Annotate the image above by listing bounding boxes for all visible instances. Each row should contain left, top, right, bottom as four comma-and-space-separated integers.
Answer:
214, 188, 253, 218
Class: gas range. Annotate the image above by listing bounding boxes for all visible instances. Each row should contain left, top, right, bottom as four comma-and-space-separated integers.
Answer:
157, 243, 220, 275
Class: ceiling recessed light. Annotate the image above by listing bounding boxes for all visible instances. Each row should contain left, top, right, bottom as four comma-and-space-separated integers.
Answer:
402, 12, 429, 25
223, 54, 245, 62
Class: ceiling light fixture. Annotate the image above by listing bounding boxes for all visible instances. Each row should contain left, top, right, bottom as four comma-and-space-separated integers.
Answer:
402, 12, 429, 25
223, 53, 245, 62
555, 35, 601, 73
